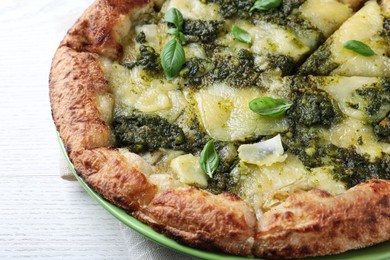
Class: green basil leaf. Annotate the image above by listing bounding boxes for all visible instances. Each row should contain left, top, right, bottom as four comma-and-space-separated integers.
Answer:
177, 31, 187, 44
232, 25, 252, 44
249, 97, 292, 118
167, 28, 179, 35
200, 140, 219, 178
161, 39, 185, 80
167, 29, 186, 43
343, 40, 375, 57
251, 0, 281, 11
164, 8, 184, 30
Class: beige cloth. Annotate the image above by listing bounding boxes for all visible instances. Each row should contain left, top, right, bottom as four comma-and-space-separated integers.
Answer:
60, 156, 196, 260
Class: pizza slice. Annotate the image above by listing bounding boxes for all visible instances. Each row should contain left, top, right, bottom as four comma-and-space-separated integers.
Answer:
121, 0, 360, 81
298, 0, 390, 76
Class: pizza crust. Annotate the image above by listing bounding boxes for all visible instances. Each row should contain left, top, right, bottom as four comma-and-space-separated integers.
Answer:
50, 0, 390, 258
255, 179, 390, 258
62, 0, 152, 59
49, 46, 111, 157
135, 188, 256, 256
74, 148, 157, 211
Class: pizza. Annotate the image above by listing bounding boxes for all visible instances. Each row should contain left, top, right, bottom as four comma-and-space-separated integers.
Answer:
49, 0, 390, 258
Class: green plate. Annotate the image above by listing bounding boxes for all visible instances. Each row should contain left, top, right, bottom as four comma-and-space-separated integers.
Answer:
58, 134, 390, 260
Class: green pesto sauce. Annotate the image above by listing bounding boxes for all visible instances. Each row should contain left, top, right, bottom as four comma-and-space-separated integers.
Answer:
111, 2, 390, 194
182, 19, 225, 43
380, 18, 390, 42
123, 44, 162, 76
205, 141, 240, 194
112, 107, 207, 153
355, 81, 390, 120
112, 108, 187, 153
297, 41, 339, 75
204, 0, 254, 19
207, 49, 264, 88
205, 0, 305, 21
123, 0, 315, 86
287, 89, 341, 127
355, 78, 390, 142
112, 105, 240, 194
206, 0, 322, 42
282, 79, 390, 188
283, 131, 390, 188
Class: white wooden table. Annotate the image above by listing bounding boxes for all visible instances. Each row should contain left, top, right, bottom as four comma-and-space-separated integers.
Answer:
0, 1, 189, 258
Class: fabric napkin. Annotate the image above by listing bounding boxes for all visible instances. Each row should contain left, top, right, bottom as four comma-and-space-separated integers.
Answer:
60, 156, 196, 259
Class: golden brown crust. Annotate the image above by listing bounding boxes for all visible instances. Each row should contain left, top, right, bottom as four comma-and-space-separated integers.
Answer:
62, 0, 151, 59
73, 148, 157, 211
255, 179, 390, 259
49, 46, 111, 157
49, 0, 157, 212
135, 188, 256, 256
50, 0, 390, 258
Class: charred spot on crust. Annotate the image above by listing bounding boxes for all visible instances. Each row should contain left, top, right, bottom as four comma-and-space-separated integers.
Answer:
298, 245, 312, 256
281, 245, 294, 256
283, 211, 294, 222
378, 195, 389, 207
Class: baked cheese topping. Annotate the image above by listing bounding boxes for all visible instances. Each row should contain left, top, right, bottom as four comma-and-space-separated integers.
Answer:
299, 1, 390, 76
100, 0, 390, 216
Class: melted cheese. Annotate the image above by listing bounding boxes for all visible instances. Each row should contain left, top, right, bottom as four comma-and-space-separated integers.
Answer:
194, 83, 289, 141
299, 0, 353, 38
119, 149, 153, 176
163, 0, 221, 21
135, 23, 167, 53
104, 63, 188, 123
238, 135, 287, 166
329, 0, 390, 76
96, 93, 115, 124
219, 20, 310, 61
171, 154, 208, 188
315, 76, 390, 160
318, 76, 378, 120
149, 174, 186, 191
324, 117, 390, 161
237, 154, 346, 217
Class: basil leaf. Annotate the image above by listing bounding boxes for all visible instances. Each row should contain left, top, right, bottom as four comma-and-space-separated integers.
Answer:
177, 31, 187, 44
251, 0, 281, 11
167, 29, 186, 43
167, 28, 178, 35
249, 97, 292, 118
232, 25, 252, 44
200, 140, 219, 178
164, 8, 184, 30
343, 40, 375, 57
161, 39, 185, 80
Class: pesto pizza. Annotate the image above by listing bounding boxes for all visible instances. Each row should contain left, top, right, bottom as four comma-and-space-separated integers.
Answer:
50, 0, 390, 258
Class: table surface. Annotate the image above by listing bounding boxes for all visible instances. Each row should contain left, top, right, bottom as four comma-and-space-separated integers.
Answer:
0, 0, 157, 258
